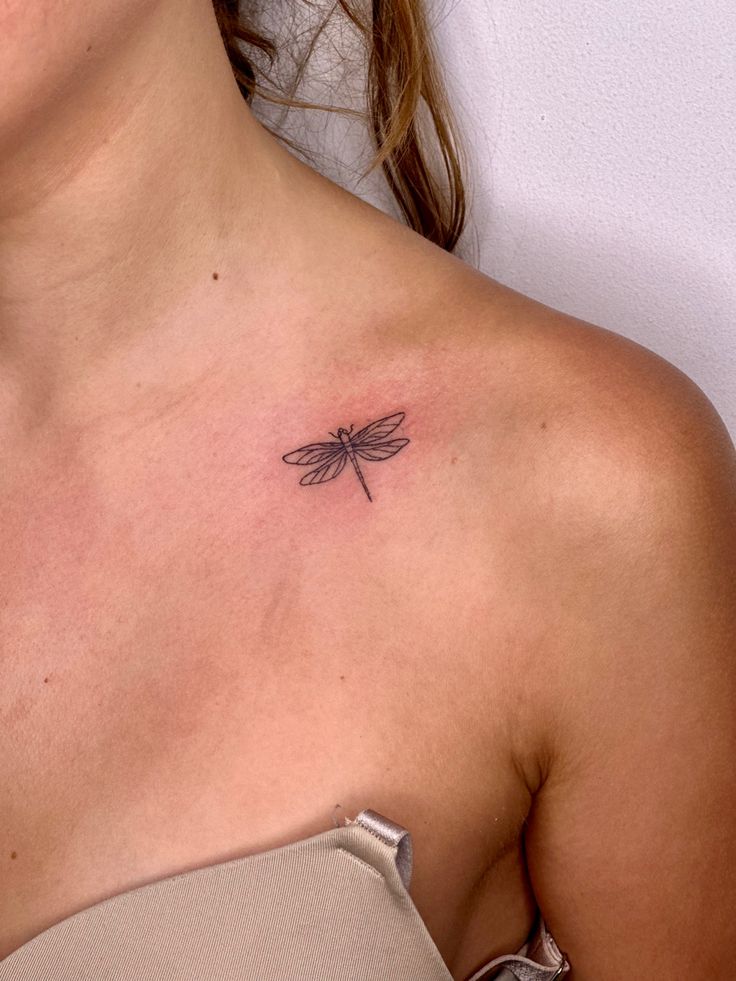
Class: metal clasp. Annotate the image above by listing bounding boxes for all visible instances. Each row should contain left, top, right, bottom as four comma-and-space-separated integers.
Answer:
549, 952, 570, 980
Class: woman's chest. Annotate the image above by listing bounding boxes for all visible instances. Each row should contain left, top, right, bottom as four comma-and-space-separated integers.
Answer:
0, 444, 537, 974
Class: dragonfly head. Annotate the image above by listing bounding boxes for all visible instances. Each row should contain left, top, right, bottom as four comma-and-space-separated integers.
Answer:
337, 426, 351, 437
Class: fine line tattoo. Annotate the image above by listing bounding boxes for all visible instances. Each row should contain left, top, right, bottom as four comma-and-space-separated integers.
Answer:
281, 411, 410, 502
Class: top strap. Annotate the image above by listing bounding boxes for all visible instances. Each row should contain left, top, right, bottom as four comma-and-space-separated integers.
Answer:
464, 913, 570, 981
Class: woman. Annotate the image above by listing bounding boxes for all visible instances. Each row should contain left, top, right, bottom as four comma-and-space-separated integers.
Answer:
1, 1, 734, 978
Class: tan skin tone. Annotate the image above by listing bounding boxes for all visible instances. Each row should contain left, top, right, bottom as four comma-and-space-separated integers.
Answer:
2, 1, 736, 977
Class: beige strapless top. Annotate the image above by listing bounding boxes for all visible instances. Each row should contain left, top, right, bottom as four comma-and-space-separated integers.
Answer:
0, 807, 570, 980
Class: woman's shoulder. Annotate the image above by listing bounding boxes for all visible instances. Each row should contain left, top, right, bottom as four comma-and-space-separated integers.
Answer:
371, 250, 736, 770
456, 270, 735, 589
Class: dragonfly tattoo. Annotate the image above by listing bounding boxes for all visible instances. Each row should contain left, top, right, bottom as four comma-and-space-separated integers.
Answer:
282, 411, 410, 502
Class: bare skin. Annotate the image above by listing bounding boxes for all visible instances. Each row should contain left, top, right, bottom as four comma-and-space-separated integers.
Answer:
2, 1, 736, 978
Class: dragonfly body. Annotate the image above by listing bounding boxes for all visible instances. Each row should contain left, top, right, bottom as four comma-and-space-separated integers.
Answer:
335, 426, 373, 501
282, 412, 410, 502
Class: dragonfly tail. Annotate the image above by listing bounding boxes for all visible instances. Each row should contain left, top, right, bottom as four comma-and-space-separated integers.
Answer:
349, 455, 373, 502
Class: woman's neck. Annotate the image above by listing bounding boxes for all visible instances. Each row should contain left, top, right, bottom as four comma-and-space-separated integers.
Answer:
0, 0, 301, 432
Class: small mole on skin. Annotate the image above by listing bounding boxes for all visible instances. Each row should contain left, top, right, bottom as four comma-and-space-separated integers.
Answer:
450, 456, 458, 464
10, 852, 17, 860
339, 675, 345, 680
43, 677, 48, 684
86, 44, 92, 53
212, 272, 219, 280
540, 421, 547, 430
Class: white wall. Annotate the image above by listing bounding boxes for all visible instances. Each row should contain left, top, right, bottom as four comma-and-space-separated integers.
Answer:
249, 0, 736, 439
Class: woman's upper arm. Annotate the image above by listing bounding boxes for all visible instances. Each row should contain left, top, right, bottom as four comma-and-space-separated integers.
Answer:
517, 344, 736, 979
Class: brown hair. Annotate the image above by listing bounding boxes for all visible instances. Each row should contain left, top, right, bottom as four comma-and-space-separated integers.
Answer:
212, 0, 469, 253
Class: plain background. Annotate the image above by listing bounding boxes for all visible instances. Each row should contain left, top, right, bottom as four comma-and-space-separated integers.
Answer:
248, 0, 736, 440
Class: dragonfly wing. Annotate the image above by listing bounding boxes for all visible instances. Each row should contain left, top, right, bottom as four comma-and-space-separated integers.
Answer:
300, 451, 348, 485
349, 412, 405, 447
282, 441, 343, 466
354, 437, 410, 462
